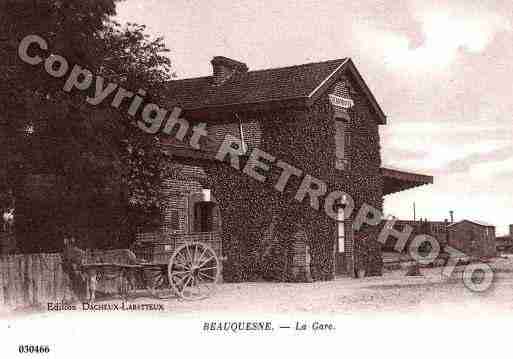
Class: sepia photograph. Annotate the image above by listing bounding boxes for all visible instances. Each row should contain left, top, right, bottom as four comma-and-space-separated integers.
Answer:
0, 1, 512, 358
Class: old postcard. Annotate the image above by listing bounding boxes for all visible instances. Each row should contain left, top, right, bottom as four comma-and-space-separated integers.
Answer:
0, 0, 512, 358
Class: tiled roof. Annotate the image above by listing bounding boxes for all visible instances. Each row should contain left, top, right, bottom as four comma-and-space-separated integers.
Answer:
164, 59, 348, 110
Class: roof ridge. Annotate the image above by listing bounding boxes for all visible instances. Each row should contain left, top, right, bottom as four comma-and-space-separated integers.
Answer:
245, 58, 347, 74
163, 56, 388, 124
169, 58, 348, 83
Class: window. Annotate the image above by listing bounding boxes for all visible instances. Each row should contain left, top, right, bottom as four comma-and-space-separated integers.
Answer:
335, 119, 350, 170
337, 207, 345, 253
193, 202, 216, 232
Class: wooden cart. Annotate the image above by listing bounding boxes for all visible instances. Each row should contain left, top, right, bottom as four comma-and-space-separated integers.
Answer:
78, 241, 220, 301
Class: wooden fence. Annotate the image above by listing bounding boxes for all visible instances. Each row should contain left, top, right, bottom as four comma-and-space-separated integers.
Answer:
0, 253, 75, 309
0, 249, 149, 309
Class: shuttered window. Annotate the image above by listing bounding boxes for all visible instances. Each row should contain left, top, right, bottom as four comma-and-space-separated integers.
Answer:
335, 119, 350, 170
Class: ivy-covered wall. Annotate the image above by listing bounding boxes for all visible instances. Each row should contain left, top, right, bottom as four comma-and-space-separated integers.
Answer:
200, 72, 384, 281
155, 71, 385, 282
336, 75, 384, 276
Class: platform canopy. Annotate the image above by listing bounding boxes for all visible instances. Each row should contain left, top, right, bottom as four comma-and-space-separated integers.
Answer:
381, 167, 433, 195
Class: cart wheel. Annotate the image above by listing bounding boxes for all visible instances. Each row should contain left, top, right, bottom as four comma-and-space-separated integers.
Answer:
169, 242, 220, 301
144, 265, 174, 299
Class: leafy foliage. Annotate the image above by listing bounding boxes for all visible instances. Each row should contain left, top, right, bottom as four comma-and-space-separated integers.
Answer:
0, 0, 175, 251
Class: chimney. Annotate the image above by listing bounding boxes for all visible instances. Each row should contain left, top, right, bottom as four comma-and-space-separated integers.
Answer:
449, 210, 454, 223
211, 56, 248, 85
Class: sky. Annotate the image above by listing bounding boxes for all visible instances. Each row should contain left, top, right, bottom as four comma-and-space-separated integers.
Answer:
115, 0, 513, 235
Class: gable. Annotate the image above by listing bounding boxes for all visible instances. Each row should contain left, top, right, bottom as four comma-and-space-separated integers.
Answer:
307, 59, 386, 124
164, 58, 386, 124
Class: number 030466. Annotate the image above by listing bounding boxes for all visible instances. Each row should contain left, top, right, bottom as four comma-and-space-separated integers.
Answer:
18, 345, 50, 354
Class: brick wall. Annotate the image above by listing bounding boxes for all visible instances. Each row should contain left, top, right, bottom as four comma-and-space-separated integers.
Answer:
448, 221, 496, 258
137, 160, 223, 270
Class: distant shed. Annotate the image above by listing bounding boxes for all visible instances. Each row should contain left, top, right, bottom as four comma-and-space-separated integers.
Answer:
496, 224, 513, 253
448, 220, 496, 258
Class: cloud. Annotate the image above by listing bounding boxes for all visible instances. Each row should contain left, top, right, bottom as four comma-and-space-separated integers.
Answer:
115, 0, 513, 233
381, 120, 513, 174
468, 155, 513, 179
440, 146, 513, 176
354, 1, 511, 70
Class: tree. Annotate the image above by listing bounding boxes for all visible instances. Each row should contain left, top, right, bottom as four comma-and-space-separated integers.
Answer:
0, 1, 174, 252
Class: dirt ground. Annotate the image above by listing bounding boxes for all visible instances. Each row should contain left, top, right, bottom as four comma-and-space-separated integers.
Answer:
3, 255, 513, 318
128, 255, 513, 316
